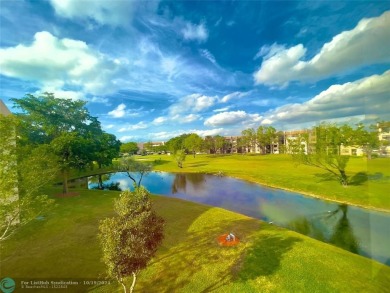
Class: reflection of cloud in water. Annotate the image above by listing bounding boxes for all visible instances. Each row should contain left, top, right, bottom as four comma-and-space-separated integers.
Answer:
117, 179, 131, 191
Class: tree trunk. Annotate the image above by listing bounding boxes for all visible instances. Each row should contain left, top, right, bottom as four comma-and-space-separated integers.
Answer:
130, 272, 137, 293
98, 174, 103, 190
119, 279, 128, 293
340, 170, 348, 186
62, 170, 69, 194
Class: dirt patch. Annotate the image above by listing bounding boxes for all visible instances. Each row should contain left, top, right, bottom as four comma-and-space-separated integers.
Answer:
218, 233, 240, 246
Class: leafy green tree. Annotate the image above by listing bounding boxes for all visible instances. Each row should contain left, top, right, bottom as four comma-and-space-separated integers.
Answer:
12, 93, 104, 194
143, 141, 154, 153
94, 132, 121, 168
265, 126, 277, 154
165, 134, 190, 154
99, 187, 164, 293
214, 135, 227, 154
184, 133, 203, 157
202, 136, 216, 154
174, 150, 186, 168
292, 124, 350, 186
353, 123, 380, 160
51, 132, 96, 193
116, 157, 152, 187
241, 128, 256, 153
120, 142, 139, 155
1, 115, 57, 241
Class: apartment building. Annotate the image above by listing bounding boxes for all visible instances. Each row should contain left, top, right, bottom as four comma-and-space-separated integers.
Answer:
378, 122, 390, 156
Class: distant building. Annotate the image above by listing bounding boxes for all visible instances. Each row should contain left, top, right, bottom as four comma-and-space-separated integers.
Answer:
377, 122, 390, 156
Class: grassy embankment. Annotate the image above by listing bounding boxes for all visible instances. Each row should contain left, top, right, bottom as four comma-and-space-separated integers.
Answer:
140, 154, 390, 211
1, 187, 389, 292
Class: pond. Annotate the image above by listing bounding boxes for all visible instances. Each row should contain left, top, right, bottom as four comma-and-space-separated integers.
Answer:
88, 172, 390, 266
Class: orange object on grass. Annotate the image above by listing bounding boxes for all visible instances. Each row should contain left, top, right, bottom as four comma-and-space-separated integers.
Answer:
217, 233, 240, 246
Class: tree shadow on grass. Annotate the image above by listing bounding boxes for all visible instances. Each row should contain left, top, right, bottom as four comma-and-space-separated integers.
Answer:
136, 207, 262, 292
348, 172, 368, 186
233, 234, 302, 281
152, 159, 170, 166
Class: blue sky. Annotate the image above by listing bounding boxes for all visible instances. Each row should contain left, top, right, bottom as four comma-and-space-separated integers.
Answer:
0, 0, 389, 142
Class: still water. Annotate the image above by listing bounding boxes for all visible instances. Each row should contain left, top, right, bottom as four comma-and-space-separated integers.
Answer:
88, 172, 390, 266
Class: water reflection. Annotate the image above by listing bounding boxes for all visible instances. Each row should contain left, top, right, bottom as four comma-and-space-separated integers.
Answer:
172, 173, 205, 194
288, 205, 359, 253
88, 172, 390, 265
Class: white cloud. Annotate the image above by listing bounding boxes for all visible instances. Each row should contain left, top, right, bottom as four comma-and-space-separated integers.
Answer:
89, 96, 110, 105
261, 70, 390, 126
200, 49, 217, 65
213, 107, 231, 112
181, 22, 208, 42
119, 135, 136, 142
182, 114, 201, 123
254, 11, 390, 86
118, 122, 148, 132
220, 91, 250, 103
108, 103, 127, 118
35, 87, 84, 101
153, 116, 167, 125
0, 31, 122, 95
161, 56, 179, 80
169, 93, 217, 115
204, 110, 262, 127
191, 128, 225, 137
49, 0, 158, 26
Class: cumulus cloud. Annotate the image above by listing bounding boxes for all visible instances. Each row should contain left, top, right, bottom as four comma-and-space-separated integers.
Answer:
181, 22, 208, 42
108, 103, 127, 118
0, 31, 122, 95
204, 110, 262, 127
169, 93, 217, 115
49, 0, 158, 26
261, 70, 390, 125
254, 11, 390, 86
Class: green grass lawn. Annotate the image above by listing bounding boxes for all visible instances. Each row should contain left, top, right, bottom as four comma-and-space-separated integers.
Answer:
1, 188, 389, 292
141, 154, 390, 211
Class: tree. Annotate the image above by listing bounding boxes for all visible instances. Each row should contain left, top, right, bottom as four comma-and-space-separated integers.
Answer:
120, 142, 139, 155
165, 134, 190, 154
99, 187, 164, 293
214, 135, 227, 154
51, 132, 97, 194
184, 133, 203, 157
1, 115, 57, 241
203, 136, 216, 154
353, 123, 380, 160
241, 128, 256, 153
12, 93, 104, 194
292, 124, 351, 186
94, 132, 121, 168
117, 157, 152, 187
265, 126, 277, 154
174, 150, 186, 168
